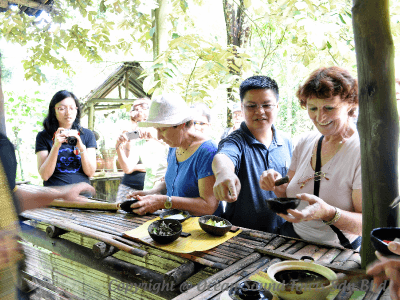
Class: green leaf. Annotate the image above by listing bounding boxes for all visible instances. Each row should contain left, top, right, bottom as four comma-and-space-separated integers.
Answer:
100, 0, 107, 13
180, 0, 188, 12
327, 41, 332, 49
339, 14, 346, 24
149, 26, 156, 37
244, 0, 252, 8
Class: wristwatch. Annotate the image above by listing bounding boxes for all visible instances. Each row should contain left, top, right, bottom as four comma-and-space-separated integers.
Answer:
164, 196, 172, 209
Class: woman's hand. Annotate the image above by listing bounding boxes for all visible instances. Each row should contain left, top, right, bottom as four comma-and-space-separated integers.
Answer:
278, 193, 335, 223
127, 190, 150, 198
129, 194, 164, 215
367, 251, 400, 300
54, 127, 68, 149
116, 131, 129, 150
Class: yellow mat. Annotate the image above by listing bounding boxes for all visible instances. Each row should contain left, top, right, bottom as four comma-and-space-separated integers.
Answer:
123, 217, 241, 254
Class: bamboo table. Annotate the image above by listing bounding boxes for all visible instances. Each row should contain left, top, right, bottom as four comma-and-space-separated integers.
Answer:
18, 207, 386, 300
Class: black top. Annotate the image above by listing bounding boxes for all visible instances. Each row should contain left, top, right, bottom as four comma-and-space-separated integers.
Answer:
35, 128, 97, 186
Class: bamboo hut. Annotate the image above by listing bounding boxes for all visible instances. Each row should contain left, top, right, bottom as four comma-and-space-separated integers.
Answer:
81, 62, 151, 131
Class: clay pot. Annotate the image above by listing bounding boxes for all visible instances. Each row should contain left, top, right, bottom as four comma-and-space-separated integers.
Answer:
96, 156, 105, 172
101, 149, 117, 172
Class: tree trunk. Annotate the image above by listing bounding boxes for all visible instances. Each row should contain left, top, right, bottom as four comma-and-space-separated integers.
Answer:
352, 0, 399, 268
223, 0, 250, 126
0, 53, 6, 136
152, 0, 170, 60
223, 0, 250, 48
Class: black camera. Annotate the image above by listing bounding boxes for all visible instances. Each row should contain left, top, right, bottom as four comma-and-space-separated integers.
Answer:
67, 136, 78, 146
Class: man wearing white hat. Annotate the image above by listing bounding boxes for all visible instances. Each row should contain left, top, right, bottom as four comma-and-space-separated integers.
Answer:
126, 94, 223, 217
220, 102, 244, 140
212, 76, 293, 233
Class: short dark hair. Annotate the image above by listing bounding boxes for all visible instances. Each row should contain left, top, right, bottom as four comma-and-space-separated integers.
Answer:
296, 66, 358, 117
239, 75, 279, 102
43, 90, 82, 135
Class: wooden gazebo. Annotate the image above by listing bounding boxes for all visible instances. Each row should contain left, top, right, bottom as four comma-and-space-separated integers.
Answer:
81, 62, 151, 130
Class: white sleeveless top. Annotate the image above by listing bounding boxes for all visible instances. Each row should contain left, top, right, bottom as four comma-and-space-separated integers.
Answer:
286, 131, 361, 247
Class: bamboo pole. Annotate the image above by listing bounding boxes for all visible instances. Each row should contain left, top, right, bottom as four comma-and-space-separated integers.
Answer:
125, 68, 129, 99
88, 103, 95, 130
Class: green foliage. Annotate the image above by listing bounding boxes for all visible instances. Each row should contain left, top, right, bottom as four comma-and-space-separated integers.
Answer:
142, 34, 251, 105
3, 92, 48, 182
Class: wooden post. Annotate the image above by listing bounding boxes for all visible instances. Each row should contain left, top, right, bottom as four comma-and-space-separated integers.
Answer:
352, 0, 399, 267
125, 68, 129, 99
88, 102, 95, 131
0, 55, 6, 136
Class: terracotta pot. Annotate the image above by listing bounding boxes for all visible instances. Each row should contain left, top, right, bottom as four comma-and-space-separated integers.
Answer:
103, 157, 114, 172
96, 156, 105, 172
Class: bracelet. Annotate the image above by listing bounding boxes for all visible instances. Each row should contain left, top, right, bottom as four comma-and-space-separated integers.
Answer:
323, 207, 341, 226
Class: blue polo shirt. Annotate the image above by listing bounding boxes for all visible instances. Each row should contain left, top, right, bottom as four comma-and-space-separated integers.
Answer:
217, 122, 293, 232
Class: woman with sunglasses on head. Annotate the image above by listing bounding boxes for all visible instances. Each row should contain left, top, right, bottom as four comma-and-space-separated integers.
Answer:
260, 67, 362, 249
115, 98, 168, 202
35, 90, 97, 191
126, 94, 223, 217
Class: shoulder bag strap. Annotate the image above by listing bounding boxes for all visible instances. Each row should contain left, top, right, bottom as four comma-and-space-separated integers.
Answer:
314, 135, 353, 249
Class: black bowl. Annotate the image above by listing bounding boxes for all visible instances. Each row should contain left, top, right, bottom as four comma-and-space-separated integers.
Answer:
119, 199, 139, 213
160, 209, 191, 223
265, 197, 301, 214
229, 280, 274, 300
199, 215, 232, 236
371, 227, 400, 256
148, 219, 182, 244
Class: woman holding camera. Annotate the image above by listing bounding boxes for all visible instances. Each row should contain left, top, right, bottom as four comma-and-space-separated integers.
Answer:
115, 98, 168, 203
35, 90, 97, 188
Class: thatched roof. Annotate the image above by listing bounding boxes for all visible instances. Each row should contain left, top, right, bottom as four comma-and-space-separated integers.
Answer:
0, 0, 56, 16
81, 62, 151, 127
82, 62, 150, 113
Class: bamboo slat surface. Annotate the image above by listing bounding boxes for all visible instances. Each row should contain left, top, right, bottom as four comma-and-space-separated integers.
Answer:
19, 207, 388, 300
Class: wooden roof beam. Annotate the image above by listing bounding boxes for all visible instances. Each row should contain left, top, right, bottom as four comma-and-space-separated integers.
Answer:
10, 0, 59, 14
0, 0, 8, 8
87, 98, 138, 103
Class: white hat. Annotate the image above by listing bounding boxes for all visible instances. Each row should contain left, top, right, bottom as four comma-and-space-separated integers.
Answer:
138, 94, 194, 128
232, 102, 242, 112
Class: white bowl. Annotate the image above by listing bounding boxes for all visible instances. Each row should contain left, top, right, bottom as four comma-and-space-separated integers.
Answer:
266, 260, 337, 300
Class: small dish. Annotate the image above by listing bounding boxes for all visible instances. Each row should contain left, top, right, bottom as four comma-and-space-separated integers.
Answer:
265, 198, 301, 214
198, 215, 232, 236
371, 227, 400, 256
160, 209, 191, 223
118, 199, 139, 213
148, 219, 182, 244
229, 280, 275, 300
